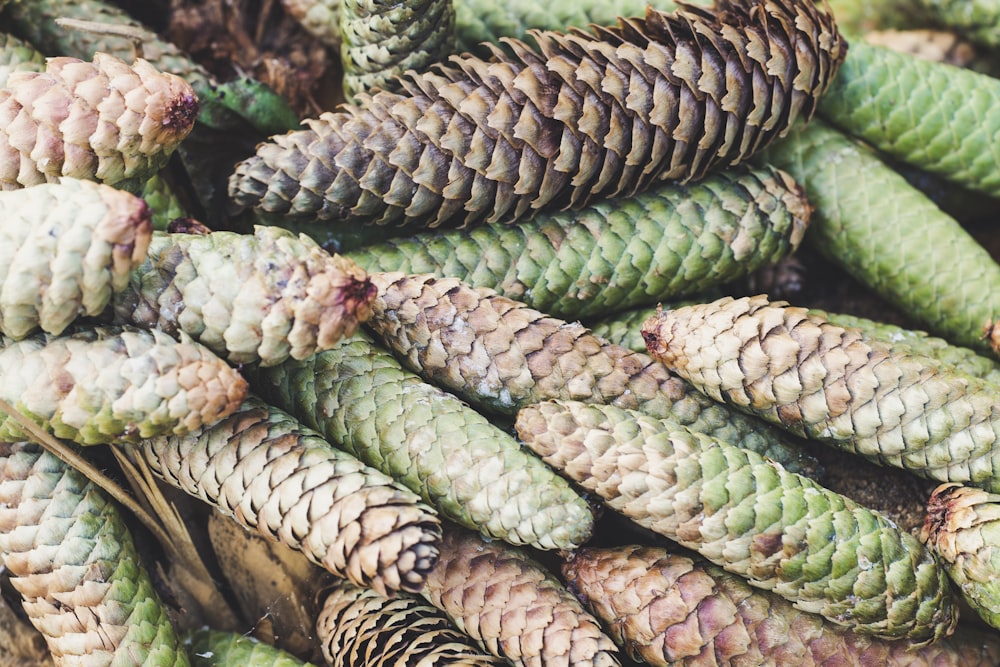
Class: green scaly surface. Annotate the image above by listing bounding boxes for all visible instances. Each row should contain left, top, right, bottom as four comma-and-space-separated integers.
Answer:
0, 31, 45, 87
757, 120, 1000, 353
0, 443, 188, 666
186, 629, 314, 666
910, 0, 1000, 47
349, 165, 807, 321
248, 333, 594, 551
516, 400, 958, 643
819, 40, 1000, 198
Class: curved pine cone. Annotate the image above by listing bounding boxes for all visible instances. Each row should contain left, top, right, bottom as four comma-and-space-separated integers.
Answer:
0, 53, 198, 191
229, 0, 847, 228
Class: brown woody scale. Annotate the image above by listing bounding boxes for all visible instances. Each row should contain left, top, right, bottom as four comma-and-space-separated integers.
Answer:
0, 53, 198, 190
228, 0, 847, 227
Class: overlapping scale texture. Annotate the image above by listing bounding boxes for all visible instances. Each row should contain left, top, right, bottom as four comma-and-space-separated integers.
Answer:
515, 399, 958, 642
140, 396, 441, 596
0, 53, 198, 190
228, 0, 846, 228
0, 178, 152, 339
641, 295, 1000, 492
0, 442, 188, 666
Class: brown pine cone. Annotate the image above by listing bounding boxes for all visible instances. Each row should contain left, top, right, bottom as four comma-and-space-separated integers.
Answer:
229, 0, 846, 228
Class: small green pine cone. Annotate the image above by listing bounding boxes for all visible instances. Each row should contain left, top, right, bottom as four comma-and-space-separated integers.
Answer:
317, 580, 503, 666
642, 295, 1000, 491
340, 0, 455, 101
0, 178, 152, 339
139, 173, 188, 231
757, 120, 1000, 354
562, 545, 1000, 667
422, 526, 621, 667
366, 272, 818, 473
819, 40, 1000, 198
140, 395, 441, 595
515, 399, 958, 642
0, 31, 45, 87
185, 629, 314, 667
921, 483, 1000, 630
0, 441, 189, 666
249, 333, 594, 551
349, 165, 809, 320
0, 53, 198, 191
112, 226, 377, 367
0, 326, 248, 446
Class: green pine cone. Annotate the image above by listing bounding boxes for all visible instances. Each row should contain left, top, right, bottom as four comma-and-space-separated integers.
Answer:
0, 442, 189, 666
185, 629, 314, 667
0, 326, 248, 446
112, 226, 377, 367
248, 332, 594, 551
340, 0, 455, 101
349, 165, 809, 320
0, 31, 45, 87
921, 483, 1000, 630
139, 173, 188, 231
908, 0, 1000, 46
642, 295, 1000, 492
0, 179, 152, 339
818, 40, 1000, 198
757, 119, 1000, 353
515, 400, 958, 642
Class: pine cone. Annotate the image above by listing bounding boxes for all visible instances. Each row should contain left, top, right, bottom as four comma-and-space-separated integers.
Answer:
641, 295, 1000, 492
317, 580, 503, 666
563, 545, 1000, 666
228, 0, 846, 228
365, 272, 817, 473
340, 0, 456, 101
515, 399, 958, 642
0, 52, 198, 191
140, 396, 441, 596
0, 442, 188, 666
921, 483, 1000, 630
0, 178, 152, 339
0, 326, 248, 446
0, 32, 45, 88
282, 0, 342, 47
185, 629, 313, 667
112, 226, 376, 367
421, 526, 621, 667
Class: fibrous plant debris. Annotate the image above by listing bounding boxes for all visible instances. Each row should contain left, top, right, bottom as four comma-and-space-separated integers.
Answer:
228, 0, 846, 228
0, 52, 198, 190
0, 178, 152, 339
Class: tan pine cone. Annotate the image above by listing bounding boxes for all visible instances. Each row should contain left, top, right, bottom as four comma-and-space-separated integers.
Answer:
0, 52, 198, 190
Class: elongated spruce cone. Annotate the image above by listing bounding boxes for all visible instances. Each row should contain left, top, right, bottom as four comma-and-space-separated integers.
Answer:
140, 396, 441, 595
228, 0, 846, 228
641, 295, 1000, 491
185, 629, 313, 667
563, 545, 1000, 667
0, 442, 188, 666
0, 53, 198, 191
